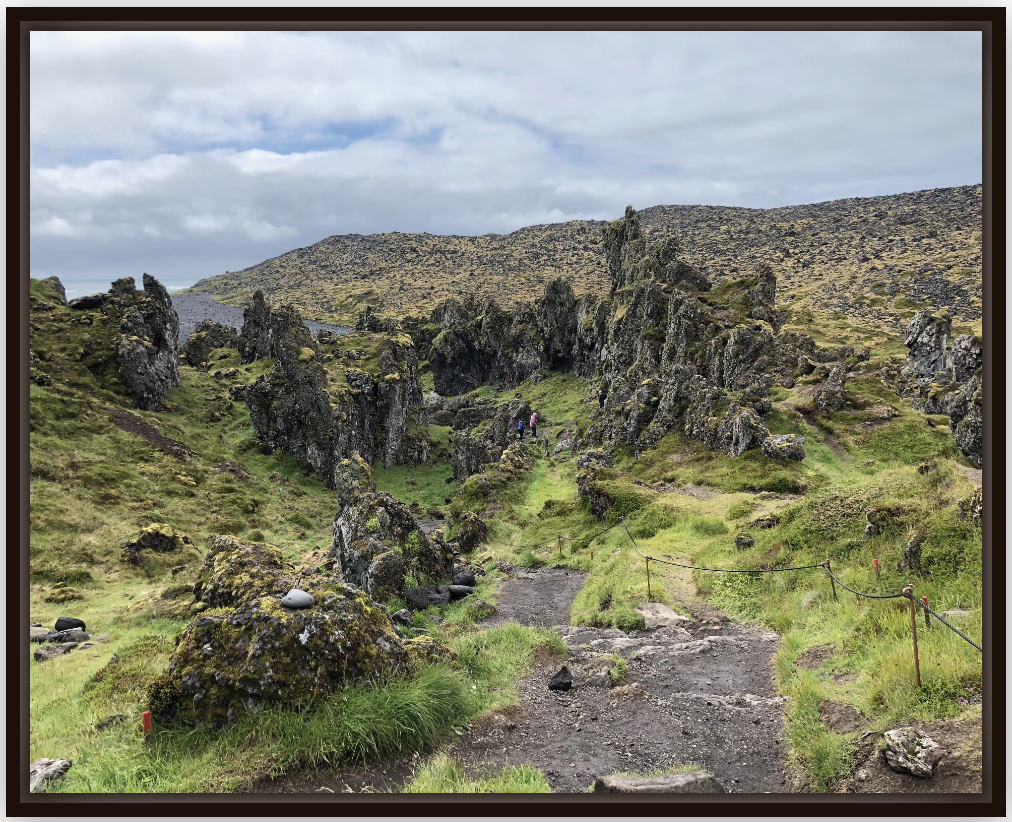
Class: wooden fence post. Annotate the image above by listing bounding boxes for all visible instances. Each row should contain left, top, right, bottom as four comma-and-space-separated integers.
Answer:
646, 557, 652, 602
826, 560, 838, 601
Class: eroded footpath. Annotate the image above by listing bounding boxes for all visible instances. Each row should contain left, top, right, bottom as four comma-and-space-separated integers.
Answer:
445, 566, 788, 794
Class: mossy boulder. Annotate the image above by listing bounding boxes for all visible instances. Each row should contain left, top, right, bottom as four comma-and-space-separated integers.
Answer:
149, 533, 449, 728
760, 433, 806, 461
455, 511, 488, 551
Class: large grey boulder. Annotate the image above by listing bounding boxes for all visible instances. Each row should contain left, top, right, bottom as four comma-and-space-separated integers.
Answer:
882, 727, 946, 778
593, 771, 726, 793
149, 534, 451, 729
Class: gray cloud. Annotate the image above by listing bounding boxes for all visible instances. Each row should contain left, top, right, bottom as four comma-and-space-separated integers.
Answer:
29, 30, 982, 290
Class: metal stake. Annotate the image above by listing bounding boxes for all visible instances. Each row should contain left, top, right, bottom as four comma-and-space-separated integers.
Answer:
903, 585, 922, 688
826, 560, 838, 601
646, 557, 652, 602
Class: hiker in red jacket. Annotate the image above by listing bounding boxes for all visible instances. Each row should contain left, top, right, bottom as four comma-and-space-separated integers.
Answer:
530, 411, 538, 440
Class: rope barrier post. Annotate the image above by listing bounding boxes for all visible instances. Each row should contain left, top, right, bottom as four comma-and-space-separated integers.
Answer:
903, 585, 922, 689
826, 560, 838, 601
921, 595, 931, 630
558, 535, 563, 561
646, 557, 652, 602
873, 558, 880, 587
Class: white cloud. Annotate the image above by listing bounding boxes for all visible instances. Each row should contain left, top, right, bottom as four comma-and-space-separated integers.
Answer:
28, 29, 982, 289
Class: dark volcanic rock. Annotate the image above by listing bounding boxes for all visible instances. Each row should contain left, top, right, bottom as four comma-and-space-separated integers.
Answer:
180, 320, 239, 369
813, 363, 848, 412
112, 274, 180, 410
54, 617, 86, 632
548, 665, 573, 691
899, 309, 983, 467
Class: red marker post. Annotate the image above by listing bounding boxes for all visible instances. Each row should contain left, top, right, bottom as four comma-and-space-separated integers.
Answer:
142, 711, 152, 734
873, 558, 880, 586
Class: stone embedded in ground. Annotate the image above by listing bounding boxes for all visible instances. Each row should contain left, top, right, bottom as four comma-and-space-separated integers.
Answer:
280, 589, 314, 609
592, 771, 726, 793
760, 434, 806, 461
446, 585, 475, 600
882, 727, 946, 778
54, 616, 86, 632
635, 602, 694, 628
735, 532, 756, 551
34, 642, 79, 662
548, 665, 573, 691
30, 758, 73, 793
32, 628, 90, 644
30, 627, 50, 640
452, 568, 477, 587
390, 608, 412, 626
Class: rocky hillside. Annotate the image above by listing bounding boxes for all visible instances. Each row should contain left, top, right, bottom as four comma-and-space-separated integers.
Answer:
189, 185, 982, 339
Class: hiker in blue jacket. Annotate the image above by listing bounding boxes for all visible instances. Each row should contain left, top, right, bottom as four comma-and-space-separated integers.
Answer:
517, 418, 525, 442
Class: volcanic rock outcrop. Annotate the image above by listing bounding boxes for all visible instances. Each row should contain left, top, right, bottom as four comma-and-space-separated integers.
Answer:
148, 534, 449, 729
429, 206, 813, 466
180, 320, 239, 370
899, 309, 982, 467
110, 275, 181, 411
332, 458, 453, 601
244, 295, 429, 482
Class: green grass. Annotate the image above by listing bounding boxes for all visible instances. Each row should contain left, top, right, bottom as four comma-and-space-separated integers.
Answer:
403, 753, 553, 793
51, 666, 470, 792
373, 461, 456, 511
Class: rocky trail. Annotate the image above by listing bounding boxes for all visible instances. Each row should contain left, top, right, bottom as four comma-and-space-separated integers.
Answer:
253, 562, 789, 795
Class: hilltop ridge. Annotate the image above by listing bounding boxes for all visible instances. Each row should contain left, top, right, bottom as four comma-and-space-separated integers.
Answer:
189, 184, 982, 340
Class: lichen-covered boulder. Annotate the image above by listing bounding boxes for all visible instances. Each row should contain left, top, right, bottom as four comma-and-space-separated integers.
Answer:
882, 727, 946, 778
149, 535, 447, 728
366, 551, 406, 603
455, 512, 488, 551
333, 492, 452, 597
761, 434, 806, 461
113, 274, 180, 411
735, 533, 755, 551
180, 320, 239, 369
192, 536, 298, 608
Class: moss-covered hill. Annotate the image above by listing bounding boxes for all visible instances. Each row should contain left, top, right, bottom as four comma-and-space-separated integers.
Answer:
188, 185, 982, 341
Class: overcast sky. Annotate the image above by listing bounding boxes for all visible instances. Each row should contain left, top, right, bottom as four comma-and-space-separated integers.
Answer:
29, 29, 982, 294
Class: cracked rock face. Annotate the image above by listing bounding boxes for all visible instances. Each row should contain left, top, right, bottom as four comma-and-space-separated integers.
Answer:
882, 727, 946, 778
112, 274, 180, 411
899, 309, 983, 467
813, 363, 848, 412
332, 491, 452, 598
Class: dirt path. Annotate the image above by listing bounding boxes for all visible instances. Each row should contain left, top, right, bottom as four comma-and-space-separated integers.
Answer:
252, 562, 788, 794
443, 564, 788, 793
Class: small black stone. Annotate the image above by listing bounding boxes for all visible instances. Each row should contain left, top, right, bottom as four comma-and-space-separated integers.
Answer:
548, 666, 573, 691
55, 617, 86, 632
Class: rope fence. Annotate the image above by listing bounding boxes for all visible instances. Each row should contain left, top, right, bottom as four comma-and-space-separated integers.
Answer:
480, 513, 981, 687
613, 517, 982, 685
